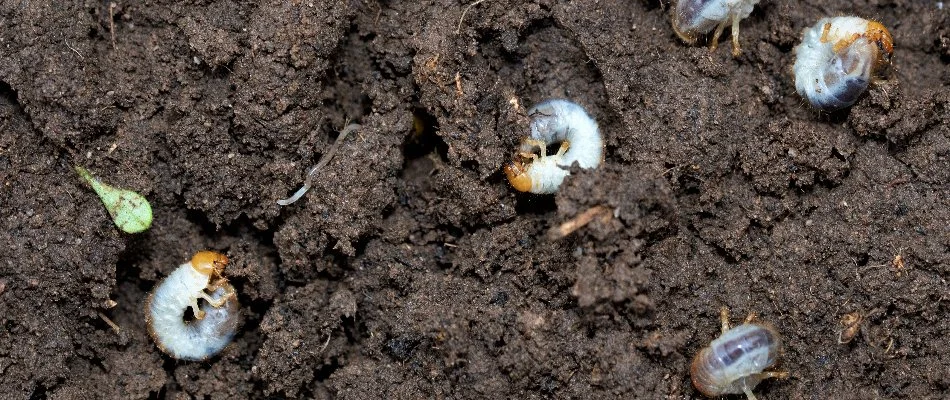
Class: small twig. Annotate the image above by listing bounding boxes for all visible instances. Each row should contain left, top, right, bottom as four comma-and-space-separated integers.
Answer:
548, 205, 613, 240
109, 2, 117, 49
891, 248, 907, 277
456, 0, 489, 34
454, 71, 464, 96
373, 3, 382, 26
656, 164, 684, 178
277, 123, 362, 206
97, 311, 122, 334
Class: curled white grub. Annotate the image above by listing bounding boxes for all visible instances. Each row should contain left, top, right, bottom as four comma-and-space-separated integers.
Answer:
504, 99, 603, 194
146, 251, 240, 360
793, 16, 894, 110
691, 307, 788, 400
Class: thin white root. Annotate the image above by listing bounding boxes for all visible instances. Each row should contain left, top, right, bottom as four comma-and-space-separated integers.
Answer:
278, 123, 362, 206
320, 331, 332, 352
456, 0, 490, 34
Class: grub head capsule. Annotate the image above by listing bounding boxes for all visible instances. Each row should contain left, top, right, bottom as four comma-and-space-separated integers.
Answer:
793, 16, 894, 110
191, 250, 229, 276
691, 323, 782, 398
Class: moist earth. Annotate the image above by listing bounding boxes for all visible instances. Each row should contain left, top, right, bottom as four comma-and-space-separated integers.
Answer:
1, 0, 948, 399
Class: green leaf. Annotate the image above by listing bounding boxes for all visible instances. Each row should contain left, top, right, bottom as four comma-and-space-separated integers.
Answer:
76, 166, 153, 234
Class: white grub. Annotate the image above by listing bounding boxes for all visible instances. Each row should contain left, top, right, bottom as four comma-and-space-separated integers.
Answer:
504, 99, 603, 194
691, 308, 787, 400
672, 0, 759, 56
793, 16, 894, 111
146, 251, 240, 361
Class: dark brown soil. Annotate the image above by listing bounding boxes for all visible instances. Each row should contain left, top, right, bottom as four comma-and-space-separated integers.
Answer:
1, 0, 948, 398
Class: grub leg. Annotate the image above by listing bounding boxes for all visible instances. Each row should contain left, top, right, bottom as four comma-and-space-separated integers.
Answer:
191, 298, 206, 320
517, 152, 539, 161
709, 19, 728, 52
755, 371, 790, 380
555, 140, 571, 157
742, 386, 758, 400
200, 290, 233, 308
522, 139, 548, 157
743, 311, 758, 324
741, 370, 789, 400
720, 306, 731, 333
731, 15, 742, 56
